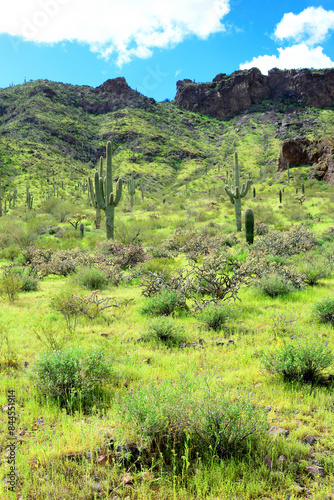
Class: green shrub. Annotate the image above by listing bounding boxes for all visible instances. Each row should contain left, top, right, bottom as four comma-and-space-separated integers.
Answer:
256, 273, 295, 297
116, 378, 268, 470
0, 324, 19, 371
33, 346, 114, 412
10, 267, 39, 292
141, 289, 188, 316
142, 258, 175, 280
196, 302, 232, 331
314, 297, 334, 325
262, 338, 333, 383
74, 266, 108, 290
0, 269, 23, 302
0, 244, 22, 261
294, 254, 331, 286
144, 317, 186, 347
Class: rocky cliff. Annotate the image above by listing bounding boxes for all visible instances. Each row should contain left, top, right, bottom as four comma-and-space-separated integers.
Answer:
175, 68, 334, 119
278, 137, 334, 184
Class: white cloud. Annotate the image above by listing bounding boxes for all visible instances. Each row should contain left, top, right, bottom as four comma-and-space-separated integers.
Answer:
0, 0, 230, 65
240, 43, 334, 74
274, 6, 334, 46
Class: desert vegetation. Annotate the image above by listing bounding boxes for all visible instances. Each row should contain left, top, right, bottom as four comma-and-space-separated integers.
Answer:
0, 82, 334, 499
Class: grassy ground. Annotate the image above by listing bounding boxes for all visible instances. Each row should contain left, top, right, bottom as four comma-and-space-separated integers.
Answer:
1, 172, 334, 499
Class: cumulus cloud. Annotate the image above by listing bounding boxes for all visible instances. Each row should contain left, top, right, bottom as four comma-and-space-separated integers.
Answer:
0, 0, 230, 65
274, 6, 334, 46
240, 43, 334, 74
240, 7, 334, 74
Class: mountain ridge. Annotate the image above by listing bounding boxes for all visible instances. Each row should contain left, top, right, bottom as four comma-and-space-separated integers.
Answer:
175, 67, 334, 119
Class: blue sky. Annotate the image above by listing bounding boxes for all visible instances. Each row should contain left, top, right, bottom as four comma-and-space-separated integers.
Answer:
0, 0, 334, 101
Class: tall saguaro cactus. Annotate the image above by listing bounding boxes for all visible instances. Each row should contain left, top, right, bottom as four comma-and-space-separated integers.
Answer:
89, 141, 122, 239
225, 152, 251, 231
127, 175, 136, 207
88, 157, 103, 229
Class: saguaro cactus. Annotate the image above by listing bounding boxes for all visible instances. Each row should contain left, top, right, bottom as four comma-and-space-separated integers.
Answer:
127, 175, 136, 207
88, 157, 103, 229
225, 152, 251, 231
245, 208, 254, 244
89, 141, 122, 240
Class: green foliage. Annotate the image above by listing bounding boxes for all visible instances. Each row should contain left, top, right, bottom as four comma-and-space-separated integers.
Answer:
141, 289, 188, 316
73, 266, 108, 290
143, 317, 186, 347
256, 273, 295, 297
262, 338, 333, 384
34, 317, 69, 351
0, 323, 19, 371
196, 302, 232, 331
313, 297, 334, 325
141, 257, 175, 280
0, 268, 23, 302
293, 253, 331, 286
33, 346, 114, 412
116, 378, 268, 469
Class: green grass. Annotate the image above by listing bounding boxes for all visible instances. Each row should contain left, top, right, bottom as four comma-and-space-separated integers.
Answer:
1, 83, 334, 497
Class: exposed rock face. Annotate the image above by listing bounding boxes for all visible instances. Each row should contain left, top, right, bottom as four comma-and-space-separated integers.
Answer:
278, 137, 334, 184
79, 77, 155, 114
175, 68, 334, 119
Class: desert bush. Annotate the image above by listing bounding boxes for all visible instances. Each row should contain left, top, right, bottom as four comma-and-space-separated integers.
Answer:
14, 268, 39, 292
255, 273, 295, 297
0, 324, 19, 371
313, 297, 334, 326
0, 217, 37, 249
262, 338, 333, 384
101, 242, 146, 269
141, 257, 175, 280
116, 378, 268, 470
246, 249, 306, 291
33, 346, 114, 412
254, 225, 318, 257
189, 252, 250, 301
292, 253, 331, 286
34, 317, 69, 351
143, 317, 186, 347
254, 222, 269, 236
0, 268, 23, 302
73, 266, 108, 290
141, 289, 188, 316
196, 302, 232, 331
0, 244, 22, 261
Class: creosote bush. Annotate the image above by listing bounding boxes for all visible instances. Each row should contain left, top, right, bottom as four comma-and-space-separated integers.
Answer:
255, 273, 295, 297
116, 378, 268, 471
143, 317, 186, 347
33, 346, 114, 412
196, 302, 232, 331
141, 289, 188, 316
0, 268, 23, 302
313, 297, 334, 326
262, 337, 333, 384
73, 266, 108, 290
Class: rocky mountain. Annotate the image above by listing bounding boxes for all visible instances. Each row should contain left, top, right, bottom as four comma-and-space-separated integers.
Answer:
175, 68, 334, 119
0, 70, 334, 201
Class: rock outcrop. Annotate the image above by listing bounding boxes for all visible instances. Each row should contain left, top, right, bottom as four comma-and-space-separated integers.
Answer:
175, 68, 334, 119
278, 137, 334, 184
79, 77, 155, 114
